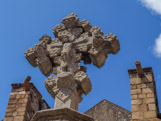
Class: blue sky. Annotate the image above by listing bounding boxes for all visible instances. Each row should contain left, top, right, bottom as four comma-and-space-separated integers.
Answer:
0, 0, 161, 119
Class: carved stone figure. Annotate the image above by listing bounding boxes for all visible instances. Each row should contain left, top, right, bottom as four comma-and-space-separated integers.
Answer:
25, 13, 120, 110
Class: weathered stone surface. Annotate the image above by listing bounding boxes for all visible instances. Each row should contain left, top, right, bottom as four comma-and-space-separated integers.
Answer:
31, 108, 94, 121
140, 104, 148, 112
3, 83, 50, 121
143, 98, 155, 104
131, 85, 137, 90
144, 111, 157, 118
85, 99, 131, 121
131, 100, 142, 105
131, 118, 161, 121
25, 13, 120, 110
128, 63, 160, 120
54, 87, 82, 110
130, 77, 142, 85
138, 94, 146, 99
24, 48, 37, 67
131, 89, 141, 95
3, 117, 13, 121
74, 71, 91, 95
132, 112, 144, 119
132, 105, 139, 112
148, 104, 156, 111
142, 88, 153, 94
147, 93, 154, 98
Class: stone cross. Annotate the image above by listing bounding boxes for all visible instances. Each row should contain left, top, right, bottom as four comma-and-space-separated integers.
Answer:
25, 13, 120, 111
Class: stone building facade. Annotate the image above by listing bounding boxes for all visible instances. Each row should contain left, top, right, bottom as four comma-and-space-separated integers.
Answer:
3, 62, 161, 121
3, 83, 50, 121
3, 81, 131, 121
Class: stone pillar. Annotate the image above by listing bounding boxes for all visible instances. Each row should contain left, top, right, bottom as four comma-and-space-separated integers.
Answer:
3, 82, 50, 121
54, 88, 82, 110
128, 61, 160, 121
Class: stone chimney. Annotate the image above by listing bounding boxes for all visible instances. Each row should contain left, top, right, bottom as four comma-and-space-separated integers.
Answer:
3, 77, 50, 121
128, 61, 160, 121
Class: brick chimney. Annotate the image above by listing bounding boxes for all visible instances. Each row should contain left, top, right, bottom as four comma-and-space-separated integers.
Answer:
3, 77, 50, 121
128, 61, 160, 121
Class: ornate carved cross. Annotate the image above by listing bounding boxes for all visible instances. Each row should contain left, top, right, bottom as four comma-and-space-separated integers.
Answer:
25, 13, 120, 110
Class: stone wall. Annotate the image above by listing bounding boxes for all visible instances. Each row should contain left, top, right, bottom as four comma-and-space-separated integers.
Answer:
85, 99, 132, 121
3, 83, 50, 121
3, 62, 161, 121
128, 64, 161, 121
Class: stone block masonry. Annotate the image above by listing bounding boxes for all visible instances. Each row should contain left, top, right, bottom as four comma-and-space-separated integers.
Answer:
85, 99, 132, 121
128, 61, 161, 121
3, 78, 50, 121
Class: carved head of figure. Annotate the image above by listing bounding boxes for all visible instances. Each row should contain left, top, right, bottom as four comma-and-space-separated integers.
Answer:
61, 13, 79, 29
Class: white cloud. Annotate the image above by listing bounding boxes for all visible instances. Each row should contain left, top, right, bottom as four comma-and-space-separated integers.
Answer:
140, 0, 161, 15
139, 0, 161, 57
154, 34, 161, 57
